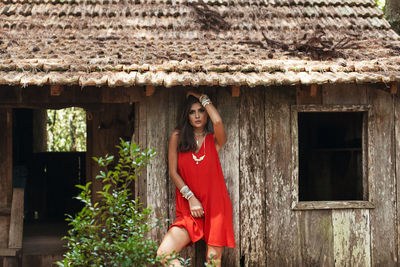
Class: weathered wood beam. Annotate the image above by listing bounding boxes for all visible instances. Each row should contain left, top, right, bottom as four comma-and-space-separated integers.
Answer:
231, 86, 240, 97
146, 85, 155, 97
50, 85, 64, 96
293, 200, 375, 210
0, 85, 143, 106
391, 83, 398, 95
310, 84, 318, 97
8, 188, 24, 249
0, 248, 20, 257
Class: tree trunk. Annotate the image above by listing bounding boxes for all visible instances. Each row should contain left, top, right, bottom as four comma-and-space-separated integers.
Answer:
385, 0, 400, 34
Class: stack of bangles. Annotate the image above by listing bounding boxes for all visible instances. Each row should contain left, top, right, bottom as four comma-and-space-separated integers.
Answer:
199, 94, 212, 107
180, 185, 194, 200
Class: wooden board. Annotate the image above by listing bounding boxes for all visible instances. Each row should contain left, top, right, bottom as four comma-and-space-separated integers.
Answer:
265, 86, 298, 266
32, 110, 47, 153
0, 109, 12, 249
332, 209, 371, 266
395, 95, 400, 266
0, 109, 12, 206
297, 210, 334, 267
368, 88, 398, 265
8, 188, 24, 249
217, 87, 240, 267
87, 104, 133, 204
322, 84, 368, 105
296, 85, 322, 105
0, 85, 143, 106
146, 88, 169, 242
239, 87, 266, 266
134, 102, 148, 206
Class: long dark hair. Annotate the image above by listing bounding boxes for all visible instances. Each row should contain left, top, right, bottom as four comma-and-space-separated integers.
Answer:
177, 95, 213, 152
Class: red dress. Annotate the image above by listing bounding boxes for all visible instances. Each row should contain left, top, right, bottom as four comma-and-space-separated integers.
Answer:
170, 133, 235, 248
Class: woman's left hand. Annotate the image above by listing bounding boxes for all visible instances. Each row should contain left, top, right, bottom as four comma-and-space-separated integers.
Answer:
186, 91, 201, 99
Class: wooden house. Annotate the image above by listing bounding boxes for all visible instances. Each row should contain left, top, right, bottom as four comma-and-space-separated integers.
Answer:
1, 0, 400, 266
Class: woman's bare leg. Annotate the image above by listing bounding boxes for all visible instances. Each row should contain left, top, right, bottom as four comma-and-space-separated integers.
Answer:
206, 245, 223, 267
157, 226, 191, 266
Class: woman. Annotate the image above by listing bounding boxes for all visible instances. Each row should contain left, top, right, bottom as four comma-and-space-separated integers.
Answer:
157, 91, 235, 266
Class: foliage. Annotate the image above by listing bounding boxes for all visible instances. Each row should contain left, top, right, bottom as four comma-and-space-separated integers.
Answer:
375, 0, 385, 11
57, 139, 158, 267
204, 254, 219, 267
47, 107, 86, 152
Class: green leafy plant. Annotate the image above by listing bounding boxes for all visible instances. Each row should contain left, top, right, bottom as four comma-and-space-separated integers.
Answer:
57, 139, 158, 267
204, 254, 219, 267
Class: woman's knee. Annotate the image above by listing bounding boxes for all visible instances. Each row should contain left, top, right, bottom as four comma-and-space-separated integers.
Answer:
158, 227, 191, 259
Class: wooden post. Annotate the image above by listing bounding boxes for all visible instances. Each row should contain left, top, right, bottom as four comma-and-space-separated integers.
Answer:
0, 109, 12, 250
310, 84, 318, 97
8, 188, 24, 249
50, 85, 63, 96
146, 85, 155, 97
391, 83, 398, 95
231, 86, 240, 97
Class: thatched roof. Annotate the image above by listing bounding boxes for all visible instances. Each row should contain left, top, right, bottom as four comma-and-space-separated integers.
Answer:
0, 0, 399, 87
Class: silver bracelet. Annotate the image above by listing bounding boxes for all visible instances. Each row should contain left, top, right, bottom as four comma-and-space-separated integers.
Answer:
180, 185, 194, 200
199, 94, 212, 107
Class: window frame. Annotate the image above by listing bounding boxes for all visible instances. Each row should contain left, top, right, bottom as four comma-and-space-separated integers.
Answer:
291, 104, 375, 210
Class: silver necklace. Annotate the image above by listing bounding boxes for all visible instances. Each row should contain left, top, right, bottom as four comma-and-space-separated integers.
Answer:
194, 131, 205, 146
192, 135, 206, 165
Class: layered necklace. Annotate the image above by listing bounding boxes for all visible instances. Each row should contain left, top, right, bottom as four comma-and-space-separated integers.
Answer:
192, 131, 206, 165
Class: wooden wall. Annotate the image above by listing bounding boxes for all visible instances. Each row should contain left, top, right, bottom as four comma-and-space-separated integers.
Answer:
86, 103, 134, 204
0, 83, 398, 266
141, 84, 400, 266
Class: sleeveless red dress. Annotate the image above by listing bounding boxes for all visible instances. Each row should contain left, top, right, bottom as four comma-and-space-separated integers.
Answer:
170, 133, 235, 248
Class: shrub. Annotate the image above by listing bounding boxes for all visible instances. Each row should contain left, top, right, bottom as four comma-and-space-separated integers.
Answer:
57, 139, 158, 267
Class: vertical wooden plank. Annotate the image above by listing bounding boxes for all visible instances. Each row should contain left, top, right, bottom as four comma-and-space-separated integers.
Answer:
0, 109, 12, 206
332, 209, 371, 267
217, 87, 240, 267
393, 94, 400, 266
134, 101, 148, 206
88, 104, 133, 204
0, 109, 12, 249
368, 88, 398, 266
32, 110, 47, 153
146, 88, 169, 242
265, 86, 298, 266
239, 87, 266, 267
8, 188, 24, 249
297, 210, 334, 267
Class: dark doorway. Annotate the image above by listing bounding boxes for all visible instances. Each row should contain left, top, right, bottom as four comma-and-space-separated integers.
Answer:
12, 108, 87, 262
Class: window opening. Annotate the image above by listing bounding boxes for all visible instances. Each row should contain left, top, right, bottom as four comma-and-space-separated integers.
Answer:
298, 111, 365, 201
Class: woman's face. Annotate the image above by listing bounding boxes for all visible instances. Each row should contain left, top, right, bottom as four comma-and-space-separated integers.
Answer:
188, 102, 208, 130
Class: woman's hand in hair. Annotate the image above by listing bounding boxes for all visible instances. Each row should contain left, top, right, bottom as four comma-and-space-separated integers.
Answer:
186, 91, 201, 99
188, 196, 204, 218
